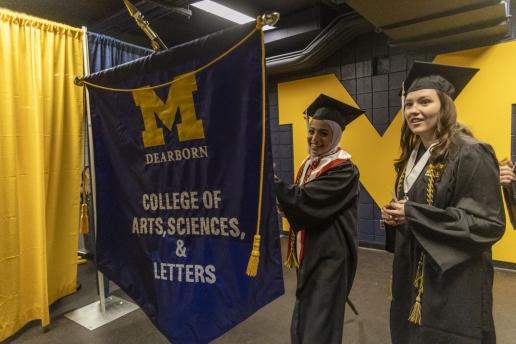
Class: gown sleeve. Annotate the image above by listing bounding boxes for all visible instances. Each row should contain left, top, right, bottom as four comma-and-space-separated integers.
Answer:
405, 142, 506, 272
275, 162, 359, 231
502, 182, 516, 229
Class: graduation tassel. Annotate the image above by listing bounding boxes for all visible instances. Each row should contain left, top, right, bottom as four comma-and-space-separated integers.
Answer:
408, 254, 425, 325
246, 234, 261, 277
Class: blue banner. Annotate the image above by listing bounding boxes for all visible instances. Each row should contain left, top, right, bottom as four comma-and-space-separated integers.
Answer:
84, 23, 284, 343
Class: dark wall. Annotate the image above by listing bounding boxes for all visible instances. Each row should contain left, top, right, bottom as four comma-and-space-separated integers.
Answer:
268, 1, 516, 246
267, 31, 436, 247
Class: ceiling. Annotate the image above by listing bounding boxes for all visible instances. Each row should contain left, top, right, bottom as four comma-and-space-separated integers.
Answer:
0, 0, 512, 74
345, 0, 511, 51
0, 1, 341, 49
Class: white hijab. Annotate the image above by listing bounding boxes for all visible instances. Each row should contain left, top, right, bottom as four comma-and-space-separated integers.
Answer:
308, 119, 343, 158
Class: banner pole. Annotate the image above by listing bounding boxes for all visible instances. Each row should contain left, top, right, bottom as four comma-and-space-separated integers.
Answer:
64, 28, 139, 330
81, 26, 106, 312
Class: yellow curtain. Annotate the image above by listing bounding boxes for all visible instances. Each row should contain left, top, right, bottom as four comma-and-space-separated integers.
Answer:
0, 8, 83, 340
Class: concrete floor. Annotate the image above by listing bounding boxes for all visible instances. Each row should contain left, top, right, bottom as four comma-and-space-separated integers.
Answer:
5, 241, 516, 344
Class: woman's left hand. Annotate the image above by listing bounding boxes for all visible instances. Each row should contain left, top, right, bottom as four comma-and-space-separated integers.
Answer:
383, 199, 407, 226
500, 161, 515, 187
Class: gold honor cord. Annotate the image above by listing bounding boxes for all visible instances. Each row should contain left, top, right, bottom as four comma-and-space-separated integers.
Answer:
407, 162, 445, 325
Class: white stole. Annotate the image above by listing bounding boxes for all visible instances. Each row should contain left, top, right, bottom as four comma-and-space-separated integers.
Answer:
403, 141, 438, 195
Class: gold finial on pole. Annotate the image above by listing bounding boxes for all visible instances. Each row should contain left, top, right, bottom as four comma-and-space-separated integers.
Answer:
123, 0, 167, 51
74, 77, 84, 86
256, 12, 280, 30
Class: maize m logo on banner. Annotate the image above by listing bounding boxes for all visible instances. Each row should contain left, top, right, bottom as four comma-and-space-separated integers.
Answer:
133, 73, 209, 166
278, 40, 516, 263
133, 73, 205, 148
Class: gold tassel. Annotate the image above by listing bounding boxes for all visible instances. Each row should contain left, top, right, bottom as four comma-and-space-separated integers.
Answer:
284, 248, 299, 269
408, 253, 425, 325
246, 234, 261, 277
80, 168, 90, 234
77, 255, 87, 265
284, 229, 299, 269
408, 294, 422, 325
80, 203, 89, 234
406, 162, 443, 325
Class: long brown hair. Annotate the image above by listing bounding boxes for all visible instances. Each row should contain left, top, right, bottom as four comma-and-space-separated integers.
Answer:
394, 89, 474, 174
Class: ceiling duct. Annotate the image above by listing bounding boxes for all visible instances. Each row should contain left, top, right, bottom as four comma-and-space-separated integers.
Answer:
92, 0, 191, 37
266, 12, 373, 75
345, 0, 510, 51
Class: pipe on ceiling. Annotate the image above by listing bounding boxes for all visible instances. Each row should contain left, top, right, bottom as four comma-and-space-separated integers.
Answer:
265, 12, 373, 75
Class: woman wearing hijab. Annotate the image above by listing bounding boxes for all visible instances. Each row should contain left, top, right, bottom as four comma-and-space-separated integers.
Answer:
275, 94, 362, 344
381, 62, 505, 343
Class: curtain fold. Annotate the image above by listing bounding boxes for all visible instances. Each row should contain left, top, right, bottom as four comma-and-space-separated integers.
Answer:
87, 31, 152, 72
0, 8, 83, 341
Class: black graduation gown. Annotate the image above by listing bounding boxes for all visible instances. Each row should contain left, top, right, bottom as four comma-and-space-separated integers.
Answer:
275, 161, 360, 344
502, 181, 516, 229
386, 137, 505, 344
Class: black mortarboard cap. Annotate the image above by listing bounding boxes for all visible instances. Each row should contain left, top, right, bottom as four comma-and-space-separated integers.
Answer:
306, 94, 364, 129
403, 61, 479, 100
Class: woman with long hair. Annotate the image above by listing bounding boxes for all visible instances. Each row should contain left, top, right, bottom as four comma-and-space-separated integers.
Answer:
381, 62, 505, 343
275, 94, 362, 343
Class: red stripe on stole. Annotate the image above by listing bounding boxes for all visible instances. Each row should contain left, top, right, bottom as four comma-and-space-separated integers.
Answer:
299, 157, 349, 263
315, 158, 349, 177
291, 155, 349, 265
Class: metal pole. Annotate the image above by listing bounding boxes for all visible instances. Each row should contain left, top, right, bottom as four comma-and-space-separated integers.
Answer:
81, 26, 106, 313
123, 0, 168, 51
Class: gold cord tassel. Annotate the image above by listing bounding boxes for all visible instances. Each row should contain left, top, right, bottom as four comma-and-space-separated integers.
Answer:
284, 229, 299, 269
408, 293, 422, 325
406, 162, 444, 325
246, 234, 261, 277
80, 203, 89, 234
408, 254, 425, 325
80, 169, 90, 234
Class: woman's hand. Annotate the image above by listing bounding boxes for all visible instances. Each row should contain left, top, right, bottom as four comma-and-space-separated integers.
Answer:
500, 160, 515, 187
381, 199, 407, 226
